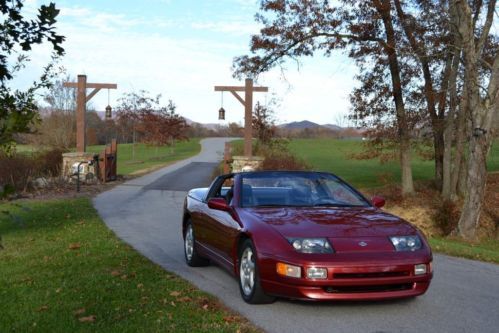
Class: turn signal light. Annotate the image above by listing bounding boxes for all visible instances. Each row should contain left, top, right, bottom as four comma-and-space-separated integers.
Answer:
276, 262, 301, 278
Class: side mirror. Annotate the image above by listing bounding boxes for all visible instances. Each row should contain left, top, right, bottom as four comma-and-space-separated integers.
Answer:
208, 198, 230, 211
371, 196, 385, 208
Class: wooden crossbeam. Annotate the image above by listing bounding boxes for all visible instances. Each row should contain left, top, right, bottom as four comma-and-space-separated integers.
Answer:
63, 83, 117, 89
214, 86, 268, 92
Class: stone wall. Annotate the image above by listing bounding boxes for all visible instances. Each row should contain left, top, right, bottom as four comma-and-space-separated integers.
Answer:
231, 156, 264, 173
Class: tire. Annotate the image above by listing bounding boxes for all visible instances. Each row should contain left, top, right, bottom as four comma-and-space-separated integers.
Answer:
184, 221, 209, 267
238, 239, 276, 304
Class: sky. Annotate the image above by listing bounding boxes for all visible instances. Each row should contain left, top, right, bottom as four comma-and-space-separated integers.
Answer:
14, 0, 358, 125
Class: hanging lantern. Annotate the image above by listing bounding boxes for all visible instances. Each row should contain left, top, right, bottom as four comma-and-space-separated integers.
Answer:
218, 107, 225, 120
105, 105, 112, 119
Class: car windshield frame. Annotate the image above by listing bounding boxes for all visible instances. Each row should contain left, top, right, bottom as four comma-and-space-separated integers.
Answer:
239, 171, 371, 208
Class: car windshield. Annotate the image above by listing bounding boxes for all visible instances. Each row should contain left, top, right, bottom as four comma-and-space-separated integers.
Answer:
240, 172, 369, 208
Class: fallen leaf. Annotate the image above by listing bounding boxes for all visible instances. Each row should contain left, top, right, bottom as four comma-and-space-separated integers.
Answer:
120, 275, 128, 280
170, 301, 176, 307
74, 308, 86, 316
78, 315, 96, 323
68, 243, 81, 250
111, 270, 120, 277
178, 296, 192, 302
202, 304, 209, 311
36, 305, 48, 312
169, 291, 181, 297
137, 283, 144, 289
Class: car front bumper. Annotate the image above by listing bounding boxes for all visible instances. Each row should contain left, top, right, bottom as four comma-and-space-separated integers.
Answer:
258, 254, 433, 301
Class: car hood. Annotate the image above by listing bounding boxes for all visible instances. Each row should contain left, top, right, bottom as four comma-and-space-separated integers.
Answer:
245, 207, 416, 238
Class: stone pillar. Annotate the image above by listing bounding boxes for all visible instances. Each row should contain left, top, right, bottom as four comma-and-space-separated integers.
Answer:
231, 156, 264, 173
62, 152, 98, 184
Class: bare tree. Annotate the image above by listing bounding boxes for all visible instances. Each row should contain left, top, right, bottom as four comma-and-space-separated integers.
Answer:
35, 75, 76, 149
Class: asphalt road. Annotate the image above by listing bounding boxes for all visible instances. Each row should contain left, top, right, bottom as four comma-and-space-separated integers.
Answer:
94, 138, 499, 333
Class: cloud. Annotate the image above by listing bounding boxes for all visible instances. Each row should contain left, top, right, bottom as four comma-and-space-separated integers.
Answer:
13, 1, 357, 125
191, 21, 260, 36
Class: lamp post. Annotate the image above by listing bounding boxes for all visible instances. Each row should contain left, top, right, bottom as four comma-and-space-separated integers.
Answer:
214, 78, 268, 157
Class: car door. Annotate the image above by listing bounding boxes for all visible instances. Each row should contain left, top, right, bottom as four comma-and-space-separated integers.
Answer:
204, 175, 241, 270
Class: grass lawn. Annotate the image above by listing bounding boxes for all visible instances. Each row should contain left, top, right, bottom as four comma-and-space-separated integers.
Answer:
288, 138, 499, 189
429, 237, 499, 264
87, 139, 201, 176
0, 198, 258, 333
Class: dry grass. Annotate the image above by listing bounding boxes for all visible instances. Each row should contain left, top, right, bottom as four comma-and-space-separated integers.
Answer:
363, 173, 499, 240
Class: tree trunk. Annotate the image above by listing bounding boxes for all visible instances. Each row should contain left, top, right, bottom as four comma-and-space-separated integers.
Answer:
132, 122, 136, 161
457, 131, 493, 238
394, 0, 445, 190
451, 97, 468, 197
454, 0, 498, 239
457, 152, 468, 196
433, 134, 444, 189
376, 0, 414, 195
400, 138, 414, 195
441, 124, 454, 200
442, 48, 461, 200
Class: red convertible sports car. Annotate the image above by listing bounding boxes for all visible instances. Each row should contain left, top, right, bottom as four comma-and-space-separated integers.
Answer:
182, 171, 433, 304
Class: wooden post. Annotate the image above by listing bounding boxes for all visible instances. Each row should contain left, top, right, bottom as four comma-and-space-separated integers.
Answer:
64, 76, 117, 153
214, 79, 268, 157
223, 142, 232, 174
244, 79, 253, 156
76, 75, 87, 153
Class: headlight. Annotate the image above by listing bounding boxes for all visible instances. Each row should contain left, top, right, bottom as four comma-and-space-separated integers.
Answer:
389, 236, 422, 251
287, 238, 334, 254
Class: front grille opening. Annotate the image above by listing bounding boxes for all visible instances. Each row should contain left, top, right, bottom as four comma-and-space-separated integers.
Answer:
324, 283, 413, 294
333, 271, 410, 279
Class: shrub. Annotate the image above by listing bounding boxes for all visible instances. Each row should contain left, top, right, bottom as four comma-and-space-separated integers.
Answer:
0, 148, 64, 194
229, 138, 310, 171
257, 139, 310, 171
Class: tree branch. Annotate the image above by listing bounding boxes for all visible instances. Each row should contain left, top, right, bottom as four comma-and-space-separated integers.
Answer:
476, 0, 496, 54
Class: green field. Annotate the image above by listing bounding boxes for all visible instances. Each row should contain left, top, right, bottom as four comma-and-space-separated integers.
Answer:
0, 198, 258, 332
288, 138, 499, 188
87, 139, 201, 176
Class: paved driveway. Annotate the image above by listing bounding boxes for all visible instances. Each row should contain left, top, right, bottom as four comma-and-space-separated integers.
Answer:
93, 138, 499, 333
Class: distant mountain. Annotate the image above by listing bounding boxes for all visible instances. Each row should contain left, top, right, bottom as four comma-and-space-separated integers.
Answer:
278, 120, 322, 130
322, 124, 343, 131
278, 120, 347, 131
